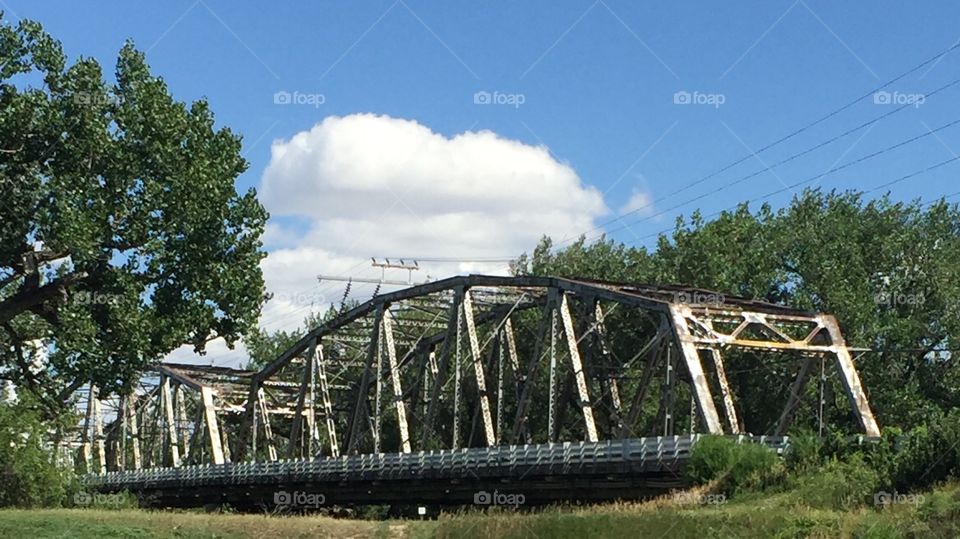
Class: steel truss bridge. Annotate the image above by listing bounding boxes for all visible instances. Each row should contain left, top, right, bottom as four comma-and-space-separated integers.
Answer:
78, 275, 880, 508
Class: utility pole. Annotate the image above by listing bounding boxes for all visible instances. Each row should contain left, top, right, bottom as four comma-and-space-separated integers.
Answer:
318, 258, 427, 286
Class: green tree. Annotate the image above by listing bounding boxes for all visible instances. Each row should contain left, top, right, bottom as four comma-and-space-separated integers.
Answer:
0, 16, 267, 414
516, 189, 960, 433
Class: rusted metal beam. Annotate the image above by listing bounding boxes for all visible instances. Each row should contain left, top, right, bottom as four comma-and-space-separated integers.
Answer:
668, 304, 723, 434
708, 348, 740, 434
315, 345, 340, 458
160, 375, 181, 467
462, 289, 496, 447
383, 310, 412, 453
200, 386, 225, 465
823, 316, 881, 437
559, 293, 599, 442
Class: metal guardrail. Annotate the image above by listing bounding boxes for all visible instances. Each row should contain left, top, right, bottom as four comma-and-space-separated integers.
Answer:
84, 435, 789, 491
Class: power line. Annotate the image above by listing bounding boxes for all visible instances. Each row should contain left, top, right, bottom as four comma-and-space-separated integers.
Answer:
603, 117, 960, 242
616, 152, 960, 248
562, 39, 960, 245
419, 42, 960, 270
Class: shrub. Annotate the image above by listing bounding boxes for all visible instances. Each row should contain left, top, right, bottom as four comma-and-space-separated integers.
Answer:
686, 436, 786, 497
726, 442, 786, 496
0, 398, 74, 508
783, 430, 826, 475
858, 411, 960, 493
685, 436, 736, 485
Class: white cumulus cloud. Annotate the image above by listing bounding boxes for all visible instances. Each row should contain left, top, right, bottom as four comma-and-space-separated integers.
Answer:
169, 113, 608, 366
619, 188, 656, 216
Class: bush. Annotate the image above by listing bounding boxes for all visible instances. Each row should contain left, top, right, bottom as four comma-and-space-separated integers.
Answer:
783, 431, 826, 475
686, 436, 786, 497
685, 436, 736, 485
0, 398, 74, 508
857, 411, 960, 494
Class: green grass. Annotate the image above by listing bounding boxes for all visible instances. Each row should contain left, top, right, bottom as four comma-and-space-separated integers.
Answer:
2, 483, 959, 539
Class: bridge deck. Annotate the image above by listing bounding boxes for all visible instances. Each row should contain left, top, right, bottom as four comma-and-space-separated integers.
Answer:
84, 435, 789, 507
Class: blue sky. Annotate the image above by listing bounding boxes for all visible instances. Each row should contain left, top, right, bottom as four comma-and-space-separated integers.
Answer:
7, 1, 960, 362
10, 0, 960, 239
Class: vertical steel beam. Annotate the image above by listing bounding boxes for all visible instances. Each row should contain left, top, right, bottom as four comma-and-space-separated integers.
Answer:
316, 344, 340, 458
660, 345, 676, 436
118, 393, 128, 471
256, 387, 278, 461
667, 304, 723, 434
91, 385, 107, 474
495, 330, 506, 444
160, 375, 181, 467
462, 289, 496, 446
422, 350, 436, 420
383, 310, 412, 453
174, 384, 189, 460
220, 423, 232, 463
81, 383, 95, 472
452, 302, 464, 449
307, 342, 319, 457
547, 306, 558, 441
689, 395, 697, 434
128, 392, 141, 470
559, 293, 599, 443
200, 386, 225, 465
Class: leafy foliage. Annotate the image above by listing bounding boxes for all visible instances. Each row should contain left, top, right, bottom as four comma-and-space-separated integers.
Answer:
516, 189, 960, 435
0, 396, 74, 507
0, 15, 267, 412
685, 436, 785, 497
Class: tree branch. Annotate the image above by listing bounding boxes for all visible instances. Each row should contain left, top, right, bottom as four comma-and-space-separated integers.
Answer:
0, 271, 87, 326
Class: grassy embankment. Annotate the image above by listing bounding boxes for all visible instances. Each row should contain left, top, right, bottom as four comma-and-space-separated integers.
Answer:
2, 482, 959, 539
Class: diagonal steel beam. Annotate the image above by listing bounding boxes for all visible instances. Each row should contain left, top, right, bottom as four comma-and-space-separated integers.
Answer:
668, 304, 723, 434
462, 289, 496, 446
383, 310, 412, 453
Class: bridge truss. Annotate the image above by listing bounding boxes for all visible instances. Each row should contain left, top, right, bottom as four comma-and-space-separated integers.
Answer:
78, 275, 879, 479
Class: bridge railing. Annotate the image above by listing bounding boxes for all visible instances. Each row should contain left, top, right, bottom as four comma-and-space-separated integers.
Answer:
83, 434, 790, 491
